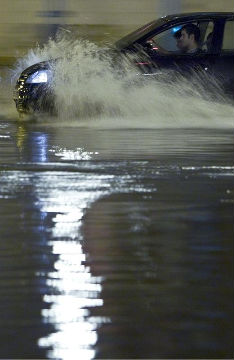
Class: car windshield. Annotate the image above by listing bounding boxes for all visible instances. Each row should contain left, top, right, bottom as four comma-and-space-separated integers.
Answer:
114, 17, 167, 50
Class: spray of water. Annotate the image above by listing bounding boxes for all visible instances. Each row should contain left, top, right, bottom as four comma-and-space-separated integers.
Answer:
3, 30, 234, 128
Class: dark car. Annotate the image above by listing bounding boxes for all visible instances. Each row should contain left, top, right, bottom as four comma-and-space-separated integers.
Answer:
14, 12, 234, 115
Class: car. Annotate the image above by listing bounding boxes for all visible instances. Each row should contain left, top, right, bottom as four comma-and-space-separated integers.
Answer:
13, 12, 234, 115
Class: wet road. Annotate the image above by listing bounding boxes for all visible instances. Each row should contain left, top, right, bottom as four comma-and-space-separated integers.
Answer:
0, 112, 233, 359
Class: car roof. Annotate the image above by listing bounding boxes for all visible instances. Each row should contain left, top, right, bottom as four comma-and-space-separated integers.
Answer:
163, 12, 234, 21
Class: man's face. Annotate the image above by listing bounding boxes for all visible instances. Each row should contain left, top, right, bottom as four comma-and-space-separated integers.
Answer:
176, 37, 183, 50
178, 29, 194, 51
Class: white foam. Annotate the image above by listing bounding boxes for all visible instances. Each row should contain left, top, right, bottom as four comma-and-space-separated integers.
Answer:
2, 31, 234, 128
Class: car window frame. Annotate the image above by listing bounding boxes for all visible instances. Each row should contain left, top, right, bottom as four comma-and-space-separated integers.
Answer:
146, 20, 216, 55
220, 17, 234, 54
132, 17, 229, 58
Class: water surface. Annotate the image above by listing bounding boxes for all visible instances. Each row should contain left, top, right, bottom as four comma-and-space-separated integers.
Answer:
0, 115, 233, 359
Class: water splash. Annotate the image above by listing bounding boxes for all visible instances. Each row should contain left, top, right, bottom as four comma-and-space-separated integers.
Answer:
3, 30, 234, 128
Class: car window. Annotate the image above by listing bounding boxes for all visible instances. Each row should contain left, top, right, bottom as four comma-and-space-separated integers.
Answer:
201, 22, 214, 52
149, 25, 182, 52
146, 21, 214, 55
222, 20, 234, 51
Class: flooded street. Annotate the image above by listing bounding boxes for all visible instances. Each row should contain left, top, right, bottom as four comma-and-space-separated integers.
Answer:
0, 113, 233, 358
1, 44, 234, 358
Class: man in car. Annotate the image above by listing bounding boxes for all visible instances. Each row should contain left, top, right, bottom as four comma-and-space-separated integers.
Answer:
175, 24, 201, 54
147, 23, 201, 56
173, 29, 183, 52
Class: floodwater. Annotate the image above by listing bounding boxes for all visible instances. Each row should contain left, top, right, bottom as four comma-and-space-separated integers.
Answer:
0, 38, 234, 359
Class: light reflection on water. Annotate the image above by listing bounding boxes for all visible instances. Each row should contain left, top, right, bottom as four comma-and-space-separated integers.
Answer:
0, 138, 154, 358
38, 240, 105, 360
28, 146, 136, 359
50, 146, 99, 160
35, 172, 110, 359
0, 120, 233, 359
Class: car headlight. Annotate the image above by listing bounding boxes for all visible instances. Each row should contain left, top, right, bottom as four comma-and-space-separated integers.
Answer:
26, 70, 51, 84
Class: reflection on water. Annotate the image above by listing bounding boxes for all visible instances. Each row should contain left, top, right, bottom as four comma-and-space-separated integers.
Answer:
0, 119, 233, 359
35, 177, 111, 359
27, 146, 112, 359
50, 146, 99, 161
39, 238, 105, 360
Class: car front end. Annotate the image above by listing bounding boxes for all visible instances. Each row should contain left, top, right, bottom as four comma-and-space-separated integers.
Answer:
13, 61, 55, 116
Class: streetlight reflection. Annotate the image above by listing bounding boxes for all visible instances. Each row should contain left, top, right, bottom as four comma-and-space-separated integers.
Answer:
36, 147, 110, 360
38, 238, 105, 359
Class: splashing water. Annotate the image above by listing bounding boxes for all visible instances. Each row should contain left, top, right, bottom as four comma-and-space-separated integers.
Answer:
3, 30, 234, 128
